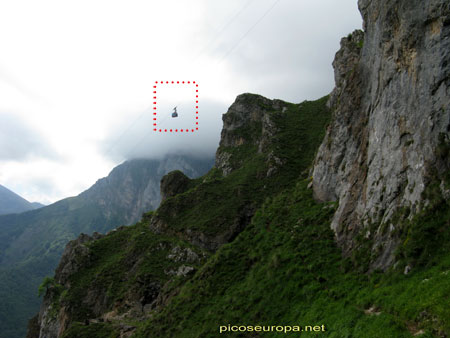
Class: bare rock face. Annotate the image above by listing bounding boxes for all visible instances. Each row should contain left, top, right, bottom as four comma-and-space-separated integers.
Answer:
53, 233, 103, 287
215, 93, 285, 175
36, 233, 98, 338
83, 156, 213, 226
313, 0, 450, 269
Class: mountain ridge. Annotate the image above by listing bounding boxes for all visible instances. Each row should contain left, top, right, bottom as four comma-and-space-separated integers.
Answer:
0, 155, 213, 338
0, 184, 43, 215
28, 94, 332, 337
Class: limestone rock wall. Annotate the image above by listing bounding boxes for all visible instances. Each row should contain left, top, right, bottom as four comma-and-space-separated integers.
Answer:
312, 0, 450, 269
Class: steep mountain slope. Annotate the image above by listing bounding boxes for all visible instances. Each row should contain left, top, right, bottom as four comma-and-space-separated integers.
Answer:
312, 0, 450, 270
31, 202, 46, 209
29, 0, 449, 337
0, 155, 213, 338
29, 95, 332, 337
0, 184, 42, 215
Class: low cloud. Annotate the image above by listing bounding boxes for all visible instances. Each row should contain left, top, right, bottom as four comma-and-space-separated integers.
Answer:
99, 99, 226, 162
0, 112, 58, 161
0, 0, 362, 203
199, 0, 362, 103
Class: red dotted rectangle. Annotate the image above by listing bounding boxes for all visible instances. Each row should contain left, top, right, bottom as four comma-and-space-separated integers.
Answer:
153, 81, 199, 133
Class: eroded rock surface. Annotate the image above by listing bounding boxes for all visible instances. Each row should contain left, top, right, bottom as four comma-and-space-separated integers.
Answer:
313, 0, 450, 269
215, 93, 285, 175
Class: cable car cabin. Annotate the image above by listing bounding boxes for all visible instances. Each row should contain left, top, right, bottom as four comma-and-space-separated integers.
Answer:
172, 112, 178, 118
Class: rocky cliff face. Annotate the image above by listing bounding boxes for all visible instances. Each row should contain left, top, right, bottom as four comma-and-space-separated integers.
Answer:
35, 233, 102, 338
150, 93, 295, 252
32, 225, 208, 338
215, 93, 286, 176
82, 155, 213, 226
312, 0, 450, 269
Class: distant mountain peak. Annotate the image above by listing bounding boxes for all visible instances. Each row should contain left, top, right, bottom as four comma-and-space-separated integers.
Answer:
0, 184, 40, 215
0, 154, 214, 338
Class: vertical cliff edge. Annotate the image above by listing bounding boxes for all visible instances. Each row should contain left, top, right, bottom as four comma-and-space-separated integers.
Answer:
313, 0, 450, 270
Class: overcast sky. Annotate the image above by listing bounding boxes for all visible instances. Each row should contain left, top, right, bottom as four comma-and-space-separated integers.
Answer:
0, 0, 362, 204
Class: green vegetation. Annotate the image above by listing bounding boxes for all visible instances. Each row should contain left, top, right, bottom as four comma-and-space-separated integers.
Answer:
0, 263, 49, 338
62, 322, 119, 338
0, 157, 213, 338
134, 179, 450, 337
395, 135, 450, 268
0, 198, 120, 338
397, 191, 450, 268
155, 97, 330, 239
60, 221, 208, 322
41, 95, 449, 337
38, 276, 61, 297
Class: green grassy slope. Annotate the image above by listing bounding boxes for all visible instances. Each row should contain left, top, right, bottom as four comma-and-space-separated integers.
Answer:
0, 157, 213, 338
55, 95, 330, 336
135, 180, 450, 338
54, 97, 329, 324
153, 97, 331, 241
0, 198, 112, 338
48, 95, 449, 337
59, 220, 209, 323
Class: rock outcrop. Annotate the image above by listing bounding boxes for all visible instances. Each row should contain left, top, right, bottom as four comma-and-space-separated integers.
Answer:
83, 155, 213, 225
160, 170, 190, 202
33, 229, 208, 338
36, 234, 98, 338
215, 93, 285, 176
312, 0, 450, 269
151, 93, 293, 252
